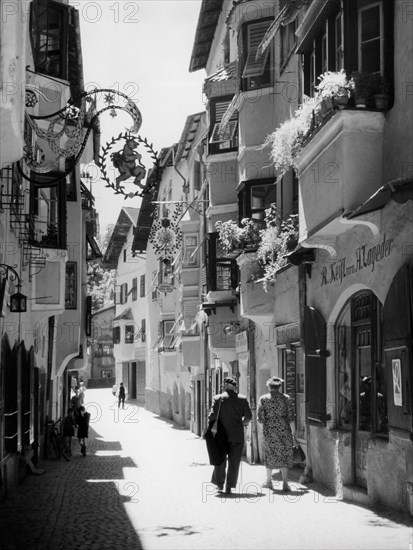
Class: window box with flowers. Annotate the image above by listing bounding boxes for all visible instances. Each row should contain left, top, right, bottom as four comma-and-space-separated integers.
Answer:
215, 218, 262, 257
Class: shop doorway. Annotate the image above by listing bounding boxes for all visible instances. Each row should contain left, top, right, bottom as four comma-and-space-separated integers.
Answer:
130, 362, 137, 399
336, 291, 385, 489
136, 360, 146, 402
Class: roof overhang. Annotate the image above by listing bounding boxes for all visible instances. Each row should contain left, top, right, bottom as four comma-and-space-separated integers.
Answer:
189, 0, 224, 73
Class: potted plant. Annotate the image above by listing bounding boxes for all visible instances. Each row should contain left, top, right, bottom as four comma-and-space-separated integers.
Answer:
369, 73, 390, 110
350, 72, 374, 108
316, 69, 353, 109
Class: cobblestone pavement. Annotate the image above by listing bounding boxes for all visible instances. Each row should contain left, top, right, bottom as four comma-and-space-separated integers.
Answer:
0, 389, 412, 550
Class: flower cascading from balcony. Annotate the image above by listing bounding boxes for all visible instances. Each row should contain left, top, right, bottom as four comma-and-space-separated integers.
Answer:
22, 87, 161, 198
215, 206, 298, 291
264, 70, 355, 176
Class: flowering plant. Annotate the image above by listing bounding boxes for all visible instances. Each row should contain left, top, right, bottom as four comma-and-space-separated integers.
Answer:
316, 69, 354, 100
264, 97, 316, 175
215, 220, 245, 254
255, 205, 299, 290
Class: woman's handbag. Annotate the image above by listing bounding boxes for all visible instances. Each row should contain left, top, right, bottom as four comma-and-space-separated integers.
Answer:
292, 436, 306, 463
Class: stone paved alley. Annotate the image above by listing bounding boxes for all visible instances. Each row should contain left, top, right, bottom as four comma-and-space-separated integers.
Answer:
0, 389, 412, 550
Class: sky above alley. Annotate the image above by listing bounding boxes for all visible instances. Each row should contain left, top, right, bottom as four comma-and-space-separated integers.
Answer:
75, 0, 206, 233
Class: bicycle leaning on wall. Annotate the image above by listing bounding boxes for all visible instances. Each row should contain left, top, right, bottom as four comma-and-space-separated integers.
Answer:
48, 418, 71, 462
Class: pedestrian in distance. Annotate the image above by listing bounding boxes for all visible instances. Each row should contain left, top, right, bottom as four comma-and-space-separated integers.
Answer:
76, 406, 90, 456
62, 407, 76, 456
77, 381, 86, 406
257, 376, 296, 491
208, 377, 252, 495
112, 382, 118, 398
118, 382, 126, 409
70, 390, 80, 415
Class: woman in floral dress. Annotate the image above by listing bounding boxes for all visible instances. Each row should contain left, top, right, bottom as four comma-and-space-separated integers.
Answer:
257, 376, 296, 491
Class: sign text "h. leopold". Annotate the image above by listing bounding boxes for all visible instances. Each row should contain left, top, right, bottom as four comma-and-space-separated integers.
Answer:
321, 234, 393, 286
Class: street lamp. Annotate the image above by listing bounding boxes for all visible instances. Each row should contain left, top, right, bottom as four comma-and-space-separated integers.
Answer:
0, 264, 27, 313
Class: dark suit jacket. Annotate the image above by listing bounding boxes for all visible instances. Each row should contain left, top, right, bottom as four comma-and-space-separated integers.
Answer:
208, 390, 252, 443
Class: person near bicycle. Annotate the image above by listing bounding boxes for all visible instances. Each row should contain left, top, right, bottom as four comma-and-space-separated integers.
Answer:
76, 406, 90, 456
62, 407, 76, 456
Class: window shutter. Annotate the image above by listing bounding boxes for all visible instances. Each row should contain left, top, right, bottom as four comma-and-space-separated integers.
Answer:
183, 300, 199, 330
242, 20, 272, 78
193, 160, 201, 191
305, 306, 328, 425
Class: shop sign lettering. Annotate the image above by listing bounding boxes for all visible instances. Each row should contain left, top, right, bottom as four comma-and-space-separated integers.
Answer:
321, 234, 393, 287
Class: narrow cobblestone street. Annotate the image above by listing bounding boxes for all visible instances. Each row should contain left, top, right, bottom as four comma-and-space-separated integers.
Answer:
0, 389, 412, 550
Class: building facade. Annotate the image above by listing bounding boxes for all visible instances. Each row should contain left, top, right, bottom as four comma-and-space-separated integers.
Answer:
0, 0, 99, 497
186, 0, 413, 514
103, 208, 147, 403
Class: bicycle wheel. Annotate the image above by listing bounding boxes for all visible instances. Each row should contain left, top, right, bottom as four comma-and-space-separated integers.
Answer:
58, 436, 71, 462
50, 430, 61, 459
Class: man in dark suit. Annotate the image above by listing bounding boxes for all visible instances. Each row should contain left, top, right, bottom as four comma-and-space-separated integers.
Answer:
208, 377, 252, 494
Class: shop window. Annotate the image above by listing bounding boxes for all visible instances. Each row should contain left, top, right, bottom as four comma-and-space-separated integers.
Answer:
125, 325, 134, 344
112, 326, 121, 345
208, 97, 238, 155
65, 262, 77, 309
240, 18, 274, 91
140, 275, 145, 297
101, 370, 113, 378
335, 292, 388, 435
238, 178, 277, 222
30, 0, 69, 80
206, 233, 238, 292
183, 235, 199, 267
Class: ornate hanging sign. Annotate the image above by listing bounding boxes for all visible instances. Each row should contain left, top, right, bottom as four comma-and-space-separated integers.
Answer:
22, 86, 160, 198
148, 204, 183, 261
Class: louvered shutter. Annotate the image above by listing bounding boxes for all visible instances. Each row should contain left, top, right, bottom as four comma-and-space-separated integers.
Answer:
242, 19, 272, 78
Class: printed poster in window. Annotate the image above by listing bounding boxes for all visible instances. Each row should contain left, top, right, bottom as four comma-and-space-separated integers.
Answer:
392, 359, 402, 406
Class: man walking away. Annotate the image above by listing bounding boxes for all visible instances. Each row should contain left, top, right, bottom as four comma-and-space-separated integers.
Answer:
118, 382, 126, 409
208, 377, 252, 495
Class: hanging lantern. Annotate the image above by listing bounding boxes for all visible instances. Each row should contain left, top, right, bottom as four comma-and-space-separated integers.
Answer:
9, 288, 27, 313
